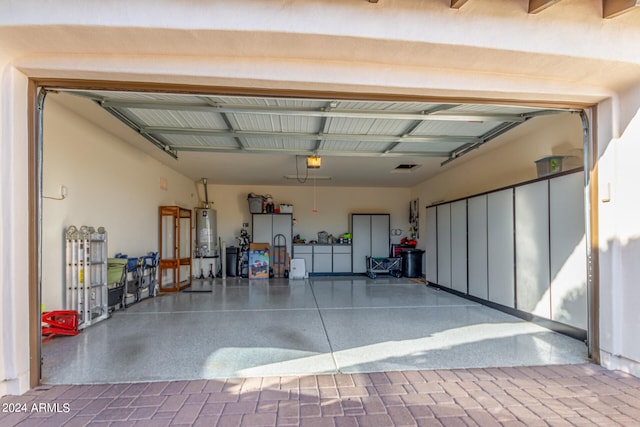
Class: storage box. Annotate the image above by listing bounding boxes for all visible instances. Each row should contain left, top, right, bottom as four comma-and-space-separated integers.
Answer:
248, 196, 264, 214
289, 258, 306, 279
279, 204, 293, 213
535, 156, 564, 177
249, 249, 269, 279
250, 243, 270, 251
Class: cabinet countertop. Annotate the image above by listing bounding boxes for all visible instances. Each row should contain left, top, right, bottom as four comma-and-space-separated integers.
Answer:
293, 243, 352, 246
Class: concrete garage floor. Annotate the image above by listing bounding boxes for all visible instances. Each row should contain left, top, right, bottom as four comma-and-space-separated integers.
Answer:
41, 276, 587, 385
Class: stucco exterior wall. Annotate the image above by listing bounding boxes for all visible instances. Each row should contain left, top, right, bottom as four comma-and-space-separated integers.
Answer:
2, 0, 640, 394
0, 65, 31, 396
597, 83, 640, 376
41, 97, 199, 312
410, 113, 584, 208
204, 184, 410, 250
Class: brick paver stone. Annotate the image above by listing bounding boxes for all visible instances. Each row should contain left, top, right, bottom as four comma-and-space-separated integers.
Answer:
1, 364, 639, 426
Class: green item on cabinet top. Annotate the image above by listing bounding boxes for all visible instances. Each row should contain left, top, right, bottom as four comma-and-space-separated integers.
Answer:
343, 233, 352, 239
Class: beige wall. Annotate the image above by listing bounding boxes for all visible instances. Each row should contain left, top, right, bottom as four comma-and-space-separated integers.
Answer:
201, 184, 410, 248
411, 112, 584, 249
597, 83, 640, 376
42, 94, 414, 314
2, 0, 640, 395
0, 65, 31, 396
41, 95, 199, 312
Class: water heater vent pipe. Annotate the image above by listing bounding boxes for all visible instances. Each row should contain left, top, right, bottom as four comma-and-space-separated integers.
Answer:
202, 177, 210, 209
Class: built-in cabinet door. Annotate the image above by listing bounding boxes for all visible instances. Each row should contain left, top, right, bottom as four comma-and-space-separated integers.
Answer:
425, 171, 586, 332
515, 181, 550, 318
468, 195, 488, 299
487, 189, 515, 308
371, 215, 390, 258
333, 246, 352, 273
550, 172, 587, 329
253, 214, 292, 258
272, 214, 293, 256
313, 245, 332, 273
252, 214, 272, 245
425, 206, 438, 283
437, 204, 451, 288
352, 215, 370, 273
450, 200, 468, 294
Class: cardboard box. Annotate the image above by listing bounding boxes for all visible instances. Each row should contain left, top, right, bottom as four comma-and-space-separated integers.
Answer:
249, 249, 269, 279
279, 204, 293, 213
250, 243, 270, 251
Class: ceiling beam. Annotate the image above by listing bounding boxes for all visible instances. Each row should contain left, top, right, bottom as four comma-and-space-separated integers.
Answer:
172, 145, 450, 158
442, 120, 527, 166
198, 96, 247, 151
142, 126, 481, 145
450, 0, 469, 9
102, 100, 529, 123
101, 106, 177, 159
385, 105, 459, 154
528, 0, 561, 14
603, 0, 640, 18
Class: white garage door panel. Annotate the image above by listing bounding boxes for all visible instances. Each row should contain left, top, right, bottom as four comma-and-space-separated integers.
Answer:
550, 172, 587, 330
468, 195, 488, 299
426, 207, 438, 283
487, 189, 515, 308
450, 200, 468, 294
437, 204, 452, 288
515, 181, 550, 318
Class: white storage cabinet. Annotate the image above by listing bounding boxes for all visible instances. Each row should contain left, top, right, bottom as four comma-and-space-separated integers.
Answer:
351, 214, 390, 273
252, 213, 293, 254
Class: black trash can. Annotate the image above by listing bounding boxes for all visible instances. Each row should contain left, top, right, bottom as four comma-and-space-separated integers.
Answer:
401, 249, 424, 278
226, 246, 239, 277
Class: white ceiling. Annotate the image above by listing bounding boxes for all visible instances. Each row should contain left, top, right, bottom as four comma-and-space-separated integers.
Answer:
51, 90, 571, 187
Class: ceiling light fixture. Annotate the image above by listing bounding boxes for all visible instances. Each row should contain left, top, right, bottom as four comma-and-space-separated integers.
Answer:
284, 175, 332, 180
307, 155, 321, 169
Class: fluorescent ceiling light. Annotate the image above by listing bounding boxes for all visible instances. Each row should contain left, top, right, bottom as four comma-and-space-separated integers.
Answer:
284, 175, 332, 180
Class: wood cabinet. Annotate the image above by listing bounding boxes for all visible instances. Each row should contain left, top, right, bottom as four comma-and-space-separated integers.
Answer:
159, 206, 192, 292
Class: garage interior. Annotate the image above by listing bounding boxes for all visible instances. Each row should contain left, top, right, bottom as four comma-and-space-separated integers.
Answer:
39, 87, 589, 385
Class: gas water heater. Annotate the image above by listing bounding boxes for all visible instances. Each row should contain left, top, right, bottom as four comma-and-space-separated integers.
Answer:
195, 208, 217, 257
196, 178, 217, 257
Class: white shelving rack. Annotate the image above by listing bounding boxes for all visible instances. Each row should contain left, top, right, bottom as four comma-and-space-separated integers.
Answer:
65, 225, 109, 330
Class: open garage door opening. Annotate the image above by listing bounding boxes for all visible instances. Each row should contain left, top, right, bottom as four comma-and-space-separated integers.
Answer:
34, 84, 595, 386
